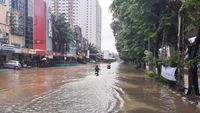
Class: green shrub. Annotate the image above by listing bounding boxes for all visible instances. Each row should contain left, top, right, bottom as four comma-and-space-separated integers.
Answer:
144, 70, 169, 84
144, 70, 157, 78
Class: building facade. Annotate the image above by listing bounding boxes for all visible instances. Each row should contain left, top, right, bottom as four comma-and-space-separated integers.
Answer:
0, 0, 11, 65
0, 0, 58, 67
80, 0, 102, 51
96, 2, 101, 51
0, 0, 26, 63
9, 0, 25, 50
50, 0, 102, 51
25, 0, 34, 48
50, 0, 81, 26
34, 0, 47, 52
46, 0, 53, 52
0, 0, 10, 45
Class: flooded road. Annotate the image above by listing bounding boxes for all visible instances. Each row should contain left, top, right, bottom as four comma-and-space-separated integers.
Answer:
0, 62, 200, 113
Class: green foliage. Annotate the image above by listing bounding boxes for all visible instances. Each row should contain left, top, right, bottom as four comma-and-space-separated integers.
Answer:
156, 59, 163, 65
185, 59, 195, 68
110, 0, 181, 67
111, 0, 200, 95
144, 70, 157, 78
52, 14, 75, 53
168, 51, 179, 67
185, 57, 200, 68
87, 43, 99, 60
144, 51, 153, 63
144, 70, 169, 83
179, 0, 200, 34
88, 43, 98, 54
160, 51, 179, 66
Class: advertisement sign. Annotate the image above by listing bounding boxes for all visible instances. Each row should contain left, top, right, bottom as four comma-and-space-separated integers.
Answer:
1, 44, 14, 51
0, 44, 15, 53
14, 48, 22, 53
29, 49, 36, 54
161, 66, 177, 81
23, 48, 36, 54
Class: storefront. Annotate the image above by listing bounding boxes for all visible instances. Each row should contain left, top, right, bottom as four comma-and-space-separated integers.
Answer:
0, 43, 15, 68
22, 48, 37, 67
0, 43, 15, 60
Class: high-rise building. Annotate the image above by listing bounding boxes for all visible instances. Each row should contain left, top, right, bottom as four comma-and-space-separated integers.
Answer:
25, 0, 34, 48
10, 0, 25, 36
96, 1, 101, 51
0, 0, 10, 44
9, 0, 26, 49
50, 0, 102, 51
0, 0, 26, 62
46, 0, 53, 52
50, 0, 81, 26
34, 0, 47, 52
80, 0, 102, 51
0, 0, 11, 63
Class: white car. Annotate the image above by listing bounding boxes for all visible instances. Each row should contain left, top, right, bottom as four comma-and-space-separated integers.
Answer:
3, 60, 21, 70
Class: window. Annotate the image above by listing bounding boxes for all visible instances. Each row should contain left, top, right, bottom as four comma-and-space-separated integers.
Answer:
0, 0, 5, 4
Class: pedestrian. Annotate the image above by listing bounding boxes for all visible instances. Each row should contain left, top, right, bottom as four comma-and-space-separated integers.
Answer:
95, 65, 100, 76
107, 63, 111, 69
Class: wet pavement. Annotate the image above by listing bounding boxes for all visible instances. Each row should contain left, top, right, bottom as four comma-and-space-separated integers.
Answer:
0, 62, 200, 113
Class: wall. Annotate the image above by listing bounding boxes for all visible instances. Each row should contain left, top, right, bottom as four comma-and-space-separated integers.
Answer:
46, 0, 53, 51
34, 0, 47, 50
10, 34, 24, 48
0, 0, 10, 43
25, 0, 34, 48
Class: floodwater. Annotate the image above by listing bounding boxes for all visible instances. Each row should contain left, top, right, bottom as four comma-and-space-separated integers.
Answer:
0, 62, 199, 113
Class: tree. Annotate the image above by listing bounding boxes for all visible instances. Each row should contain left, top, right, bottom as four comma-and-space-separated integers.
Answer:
87, 43, 99, 60
179, 0, 200, 95
51, 14, 75, 53
110, 0, 177, 69
110, 0, 200, 96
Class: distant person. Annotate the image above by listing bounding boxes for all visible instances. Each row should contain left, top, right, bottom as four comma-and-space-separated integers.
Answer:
107, 63, 111, 69
95, 65, 100, 76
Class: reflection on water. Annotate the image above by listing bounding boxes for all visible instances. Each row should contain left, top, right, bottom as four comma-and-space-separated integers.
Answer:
160, 87, 176, 113
0, 66, 92, 104
116, 63, 200, 113
0, 63, 200, 113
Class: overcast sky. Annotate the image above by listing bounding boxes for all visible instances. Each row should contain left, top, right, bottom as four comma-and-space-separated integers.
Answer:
99, 0, 117, 53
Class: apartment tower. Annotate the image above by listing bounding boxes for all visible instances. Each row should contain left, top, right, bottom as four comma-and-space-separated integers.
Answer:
50, 0, 102, 51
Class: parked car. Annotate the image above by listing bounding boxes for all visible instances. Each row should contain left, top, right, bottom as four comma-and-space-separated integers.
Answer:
3, 60, 21, 70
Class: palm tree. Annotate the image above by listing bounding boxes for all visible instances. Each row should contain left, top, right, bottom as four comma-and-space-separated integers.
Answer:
87, 43, 99, 60
51, 14, 75, 53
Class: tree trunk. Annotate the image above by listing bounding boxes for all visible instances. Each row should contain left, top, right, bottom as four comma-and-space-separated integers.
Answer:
177, 14, 184, 89
143, 60, 146, 70
155, 37, 161, 75
187, 27, 200, 96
